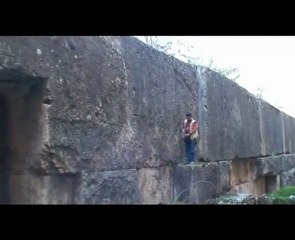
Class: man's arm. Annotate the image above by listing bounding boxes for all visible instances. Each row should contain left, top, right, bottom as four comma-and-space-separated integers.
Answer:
187, 122, 198, 136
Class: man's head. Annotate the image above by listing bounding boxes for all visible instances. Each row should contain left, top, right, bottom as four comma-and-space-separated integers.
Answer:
186, 113, 192, 122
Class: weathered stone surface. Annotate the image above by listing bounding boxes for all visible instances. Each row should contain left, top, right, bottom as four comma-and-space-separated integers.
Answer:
230, 159, 254, 185
119, 37, 200, 167
229, 158, 266, 196
219, 161, 230, 192
2, 36, 294, 170
254, 154, 295, 179
0, 36, 201, 173
198, 69, 261, 161
137, 166, 173, 204
281, 112, 295, 154
1, 36, 295, 204
74, 169, 140, 204
174, 163, 221, 204
0, 37, 132, 173
280, 168, 295, 186
259, 100, 284, 156
9, 174, 77, 204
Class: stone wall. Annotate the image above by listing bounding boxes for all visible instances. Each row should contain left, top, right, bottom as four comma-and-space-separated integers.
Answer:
0, 36, 295, 204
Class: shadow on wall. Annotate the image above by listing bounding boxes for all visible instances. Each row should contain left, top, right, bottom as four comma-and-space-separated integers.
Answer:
0, 69, 47, 204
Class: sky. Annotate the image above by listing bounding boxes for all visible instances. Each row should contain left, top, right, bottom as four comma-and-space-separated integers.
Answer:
135, 36, 295, 118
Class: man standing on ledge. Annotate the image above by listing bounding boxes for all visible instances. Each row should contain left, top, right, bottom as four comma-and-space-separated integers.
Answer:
182, 113, 199, 165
